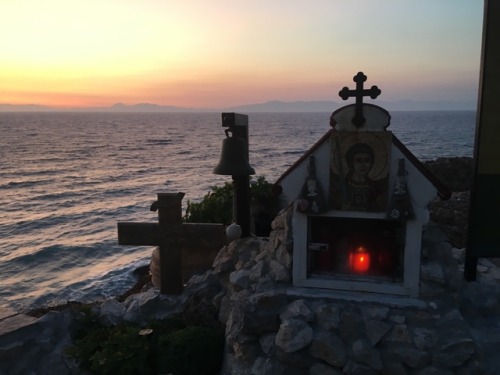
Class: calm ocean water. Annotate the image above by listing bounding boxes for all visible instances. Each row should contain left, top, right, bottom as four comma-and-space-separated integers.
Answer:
0, 111, 475, 311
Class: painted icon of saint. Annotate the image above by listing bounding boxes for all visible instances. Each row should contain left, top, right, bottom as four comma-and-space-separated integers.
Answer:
330, 132, 391, 212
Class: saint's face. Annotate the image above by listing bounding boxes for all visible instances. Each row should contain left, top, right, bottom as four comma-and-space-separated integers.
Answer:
353, 152, 373, 176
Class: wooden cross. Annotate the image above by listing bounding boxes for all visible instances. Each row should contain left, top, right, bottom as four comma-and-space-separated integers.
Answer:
338, 72, 381, 127
117, 192, 225, 295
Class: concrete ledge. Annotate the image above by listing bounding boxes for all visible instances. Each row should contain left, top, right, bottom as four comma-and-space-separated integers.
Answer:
0, 312, 38, 337
287, 287, 428, 309
0, 306, 17, 322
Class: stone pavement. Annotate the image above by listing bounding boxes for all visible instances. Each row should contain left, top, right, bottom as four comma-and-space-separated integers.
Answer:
468, 317, 500, 375
0, 306, 78, 374
0, 306, 37, 337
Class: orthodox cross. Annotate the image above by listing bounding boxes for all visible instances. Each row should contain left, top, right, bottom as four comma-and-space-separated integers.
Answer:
118, 192, 225, 294
338, 72, 381, 127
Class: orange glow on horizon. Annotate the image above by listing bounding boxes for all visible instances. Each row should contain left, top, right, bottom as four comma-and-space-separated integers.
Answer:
0, 1, 483, 109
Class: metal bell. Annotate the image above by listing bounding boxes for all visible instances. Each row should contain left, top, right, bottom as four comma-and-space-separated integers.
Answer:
213, 136, 255, 176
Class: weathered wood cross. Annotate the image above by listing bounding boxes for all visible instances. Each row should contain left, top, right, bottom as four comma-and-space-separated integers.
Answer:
338, 71, 381, 128
118, 192, 225, 294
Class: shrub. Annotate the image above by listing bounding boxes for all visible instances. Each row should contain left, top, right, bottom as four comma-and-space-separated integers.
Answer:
157, 326, 225, 375
184, 176, 281, 236
184, 181, 234, 225
66, 312, 224, 375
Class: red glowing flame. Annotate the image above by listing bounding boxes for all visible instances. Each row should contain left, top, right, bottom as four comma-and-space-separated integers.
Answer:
349, 246, 371, 273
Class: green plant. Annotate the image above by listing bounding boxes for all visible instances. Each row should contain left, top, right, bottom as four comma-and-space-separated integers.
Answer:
86, 325, 152, 375
157, 326, 225, 375
184, 181, 234, 225
66, 312, 224, 375
184, 176, 280, 235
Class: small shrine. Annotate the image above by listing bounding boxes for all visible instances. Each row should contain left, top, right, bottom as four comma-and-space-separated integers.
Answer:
275, 72, 450, 297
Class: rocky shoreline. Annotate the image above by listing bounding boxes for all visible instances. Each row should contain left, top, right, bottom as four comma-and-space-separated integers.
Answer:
3, 156, 500, 375
424, 157, 473, 249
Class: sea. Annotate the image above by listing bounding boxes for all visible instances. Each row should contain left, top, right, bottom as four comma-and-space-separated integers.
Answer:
0, 111, 476, 312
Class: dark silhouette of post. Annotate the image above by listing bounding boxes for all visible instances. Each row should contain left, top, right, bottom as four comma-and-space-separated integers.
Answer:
213, 113, 255, 237
465, 0, 500, 281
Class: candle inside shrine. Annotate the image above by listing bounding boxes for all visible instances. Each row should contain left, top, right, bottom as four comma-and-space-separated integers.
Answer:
349, 246, 371, 273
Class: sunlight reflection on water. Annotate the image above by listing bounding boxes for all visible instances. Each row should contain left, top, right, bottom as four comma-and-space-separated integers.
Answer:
0, 111, 475, 310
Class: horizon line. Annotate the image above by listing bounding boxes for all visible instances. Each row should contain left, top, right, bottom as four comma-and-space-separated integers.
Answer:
0, 98, 478, 113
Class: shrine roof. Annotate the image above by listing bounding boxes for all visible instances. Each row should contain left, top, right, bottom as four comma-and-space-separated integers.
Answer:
274, 130, 451, 201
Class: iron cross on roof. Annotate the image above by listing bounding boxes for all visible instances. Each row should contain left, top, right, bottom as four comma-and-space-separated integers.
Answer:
339, 72, 381, 128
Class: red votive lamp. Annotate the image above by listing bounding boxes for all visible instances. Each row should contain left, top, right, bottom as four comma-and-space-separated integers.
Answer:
349, 246, 371, 273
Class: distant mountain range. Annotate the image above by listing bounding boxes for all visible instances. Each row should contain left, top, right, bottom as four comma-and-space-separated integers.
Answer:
0, 99, 476, 113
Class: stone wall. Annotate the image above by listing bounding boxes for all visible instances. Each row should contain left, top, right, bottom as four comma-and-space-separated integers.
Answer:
203, 208, 488, 375
0, 309, 81, 374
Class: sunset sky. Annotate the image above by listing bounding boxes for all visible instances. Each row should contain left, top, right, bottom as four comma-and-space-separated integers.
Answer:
0, 1, 484, 109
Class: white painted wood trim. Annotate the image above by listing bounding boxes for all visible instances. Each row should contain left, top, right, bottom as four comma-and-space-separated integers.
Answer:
403, 220, 422, 297
292, 208, 422, 297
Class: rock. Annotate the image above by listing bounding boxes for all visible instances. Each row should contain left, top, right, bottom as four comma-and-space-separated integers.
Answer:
382, 361, 409, 375
421, 224, 450, 260
416, 366, 454, 375
0, 309, 81, 375
185, 269, 221, 291
423, 157, 473, 192
236, 237, 262, 263
249, 260, 265, 281
392, 346, 431, 368
351, 339, 383, 370
275, 243, 293, 269
489, 267, 500, 281
231, 339, 259, 363
97, 298, 125, 326
275, 319, 313, 353
388, 312, 406, 324
338, 308, 365, 342
280, 299, 315, 322
259, 333, 276, 355
226, 303, 253, 353
315, 304, 340, 330
243, 309, 281, 335
412, 327, 437, 350
271, 211, 287, 230
421, 262, 446, 285
250, 357, 285, 375
242, 291, 286, 334
365, 319, 391, 346
406, 309, 434, 326
213, 244, 238, 274
309, 330, 347, 367
383, 324, 412, 344
428, 191, 470, 248
310, 362, 342, 375
451, 247, 465, 261
362, 306, 390, 321
229, 269, 251, 290
269, 260, 291, 282
434, 337, 476, 367
123, 287, 183, 323
342, 360, 379, 375
275, 346, 314, 370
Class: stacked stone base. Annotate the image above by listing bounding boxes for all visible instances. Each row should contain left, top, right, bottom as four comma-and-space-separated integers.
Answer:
210, 209, 486, 374
221, 291, 482, 375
